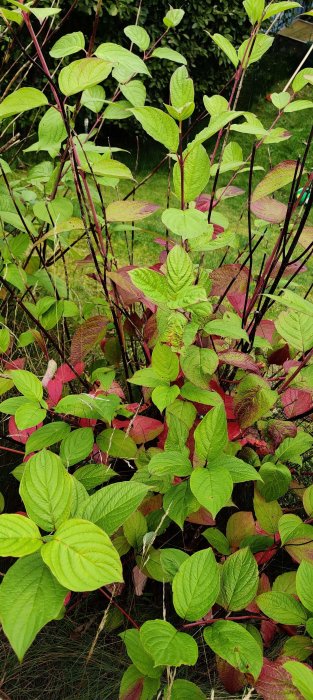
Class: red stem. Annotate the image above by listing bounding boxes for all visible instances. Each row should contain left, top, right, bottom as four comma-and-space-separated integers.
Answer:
99, 588, 140, 629
0, 445, 24, 456
183, 614, 269, 629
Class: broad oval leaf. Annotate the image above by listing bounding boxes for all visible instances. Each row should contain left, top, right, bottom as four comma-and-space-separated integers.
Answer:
0, 514, 42, 557
41, 518, 123, 591
204, 620, 263, 680
296, 561, 313, 613
190, 467, 233, 519
20, 450, 72, 532
0, 553, 67, 661
256, 591, 308, 625
124, 25, 150, 51
58, 58, 112, 97
140, 619, 198, 667
219, 547, 259, 611
0, 87, 48, 120
130, 107, 179, 152
49, 31, 85, 58
172, 548, 220, 621
81, 481, 148, 535
252, 160, 298, 202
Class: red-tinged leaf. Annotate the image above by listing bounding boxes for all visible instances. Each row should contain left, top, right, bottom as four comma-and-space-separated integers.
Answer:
213, 223, 225, 237
255, 547, 277, 566
195, 193, 216, 211
121, 679, 144, 700
226, 511, 256, 549
283, 359, 299, 373
55, 362, 85, 382
79, 418, 97, 428
64, 592, 71, 606
8, 416, 42, 444
267, 420, 297, 449
105, 381, 125, 399
187, 507, 215, 526
70, 316, 107, 365
256, 657, 303, 700
143, 314, 158, 347
113, 416, 162, 443
252, 160, 298, 202
132, 565, 148, 596
215, 185, 245, 200
299, 225, 313, 249
139, 494, 163, 515
269, 261, 307, 278
240, 427, 269, 454
282, 388, 313, 419
260, 620, 278, 647
124, 403, 148, 414
286, 536, 313, 564
251, 197, 288, 223
268, 344, 290, 366
154, 237, 175, 249
227, 292, 247, 315
47, 378, 63, 407
247, 573, 271, 613
210, 264, 249, 296
216, 656, 246, 694
108, 268, 157, 311
218, 350, 261, 374
4, 357, 25, 370
228, 421, 242, 441
255, 319, 275, 343
106, 200, 159, 222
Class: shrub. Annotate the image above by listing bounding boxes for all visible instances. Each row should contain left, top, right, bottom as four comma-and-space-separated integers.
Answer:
0, 1, 313, 698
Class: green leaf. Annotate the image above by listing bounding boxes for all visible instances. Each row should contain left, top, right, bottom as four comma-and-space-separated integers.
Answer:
283, 660, 313, 700
124, 25, 150, 50
119, 664, 160, 699
151, 47, 186, 64
172, 548, 219, 621
180, 383, 221, 406
169, 680, 206, 699
190, 467, 233, 518
148, 451, 192, 478
120, 629, 162, 678
25, 421, 70, 454
49, 31, 85, 58
0, 553, 67, 661
303, 485, 313, 517
95, 42, 149, 80
254, 488, 282, 534
173, 143, 210, 203
204, 313, 249, 342
263, 2, 301, 21
41, 518, 122, 591
238, 34, 274, 67
0, 514, 42, 557
275, 432, 313, 465
152, 384, 180, 412
130, 107, 179, 152
252, 160, 297, 201
270, 91, 291, 110
283, 635, 313, 662
123, 511, 147, 549
258, 462, 291, 501
0, 327, 10, 353
163, 8, 185, 27
214, 455, 261, 484
170, 66, 194, 108
163, 481, 198, 529
20, 450, 72, 532
60, 427, 94, 467
130, 267, 169, 304
81, 482, 148, 535
275, 310, 313, 352
0, 87, 48, 120
140, 620, 198, 667
10, 369, 43, 402
209, 33, 238, 67
120, 80, 146, 107
285, 99, 313, 113
203, 527, 231, 555
54, 393, 119, 420
181, 345, 218, 389
26, 106, 67, 156
194, 404, 228, 462
257, 591, 308, 624
243, 0, 265, 23
292, 67, 313, 93
74, 464, 116, 491
296, 561, 313, 613
167, 245, 194, 296
152, 342, 179, 381
162, 207, 210, 240
58, 58, 112, 97
15, 401, 46, 430
81, 85, 106, 112
219, 547, 259, 611
195, 111, 244, 145
204, 620, 263, 680
30, 7, 60, 21
159, 548, 189, 580
96, 428, 137, 459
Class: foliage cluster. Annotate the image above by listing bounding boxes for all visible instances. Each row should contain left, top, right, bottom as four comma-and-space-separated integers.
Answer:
0, 1, 313, 698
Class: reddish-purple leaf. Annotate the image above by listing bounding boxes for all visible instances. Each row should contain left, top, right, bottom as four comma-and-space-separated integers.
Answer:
210, 264, 249, 296
256, 657, 302, 700
195, 193, 216, 211
70, 316, 107, 364
113, 416, 164, 444
269, 261, 307, 278
268, 344, 290, 366
120, 679, 144, 700
252, 160, 298, 202
255, 319, 275, 344
282, 388, 313, 419
218, 350, 261, 374
55, 362, 85, 383
216, 656, 245, 694
215, 185, 245, 200
267, 419, 297, 449
251, 197, 287, 223
106, 200, 159, 222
